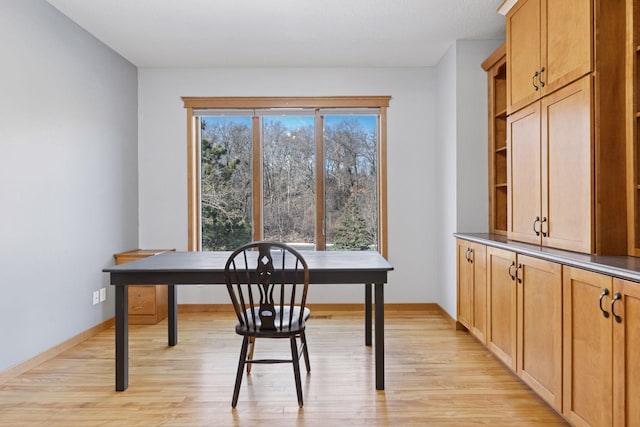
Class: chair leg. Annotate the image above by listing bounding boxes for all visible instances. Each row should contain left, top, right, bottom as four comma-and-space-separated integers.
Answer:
232, 336, 249, 408
290, 336, 303, 407
300, 331, 310, 373
246, 336, 255, 374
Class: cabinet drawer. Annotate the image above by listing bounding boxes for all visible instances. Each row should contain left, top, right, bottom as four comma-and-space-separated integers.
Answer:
128, 286, 156, 315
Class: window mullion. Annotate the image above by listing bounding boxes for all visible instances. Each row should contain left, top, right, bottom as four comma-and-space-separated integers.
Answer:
252, 116, 263, 241
187, 111, 200, 251
315, 111, 325, 250
378, 108, 388, 258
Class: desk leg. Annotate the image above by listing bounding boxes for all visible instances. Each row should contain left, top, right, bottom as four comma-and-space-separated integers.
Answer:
365, 284, 372, 346
374, 282, 385, 390
168, 285, 177, 346
115, 285, 128, 391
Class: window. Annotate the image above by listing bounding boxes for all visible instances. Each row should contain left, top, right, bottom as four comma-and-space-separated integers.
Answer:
183, 97, 390, 257
261, 114, 316, 245
200, 116, 253, 250
324, 114, 379, 251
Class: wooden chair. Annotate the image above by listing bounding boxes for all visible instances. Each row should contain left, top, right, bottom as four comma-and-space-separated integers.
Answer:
224, 241, 311, 408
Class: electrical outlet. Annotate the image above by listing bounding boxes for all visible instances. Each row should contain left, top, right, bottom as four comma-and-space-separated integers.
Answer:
99, 287, 106, 302
92, 290, 100, 305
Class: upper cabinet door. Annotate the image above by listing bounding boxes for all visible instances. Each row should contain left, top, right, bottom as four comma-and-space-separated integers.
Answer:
541, 76, 593, 254
506, 0, 592, 115
506, 0, 541, 114
507, 102, 542, 245
542, 0, 592, 96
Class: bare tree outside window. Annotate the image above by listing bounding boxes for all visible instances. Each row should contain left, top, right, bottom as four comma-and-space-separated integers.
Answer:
262, 116, 315, 245
324, 116, 378, 250
199, 112, 378, 252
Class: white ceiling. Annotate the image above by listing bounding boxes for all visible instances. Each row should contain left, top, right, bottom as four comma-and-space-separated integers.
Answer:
45, 0, 505, 68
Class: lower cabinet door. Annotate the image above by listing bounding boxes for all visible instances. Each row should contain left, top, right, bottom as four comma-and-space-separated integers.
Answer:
613, 279, 640, 427
456, 240, 474, 330
517, 255, 562, 411
486, 246, 517, 371
563, 266, 613, 427
470, 243, 487, 344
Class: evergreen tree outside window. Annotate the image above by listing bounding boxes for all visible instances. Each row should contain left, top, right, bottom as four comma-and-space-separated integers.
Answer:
200, 117, 252, 250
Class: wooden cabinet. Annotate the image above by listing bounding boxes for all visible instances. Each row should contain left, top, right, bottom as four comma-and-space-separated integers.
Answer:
507, 76, 593, 253
456, 239, 487, 344
563, 268, 640, 427
561, 266, 611, 427
627, 0, 640, 256
456, 240, 473, 329
113, 249, 174, 325
456, 234, 640, 425
486, 246, 517, 370
485, 247, 562, 411
501, 0, 626, 255
482, 44, 508, 236
563, 267, 609, 426
541, 78, 592, 253
504, 0, 592, 114
506, 101, 541, 246
612, 278, 640, 427
516, 254, 562, 412
504, 0, 540, 113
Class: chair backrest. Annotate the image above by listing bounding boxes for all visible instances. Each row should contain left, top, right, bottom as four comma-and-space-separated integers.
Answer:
224, 241, 309, 333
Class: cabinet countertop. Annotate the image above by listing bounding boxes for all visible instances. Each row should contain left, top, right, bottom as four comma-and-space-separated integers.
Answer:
455, 233, 640, 283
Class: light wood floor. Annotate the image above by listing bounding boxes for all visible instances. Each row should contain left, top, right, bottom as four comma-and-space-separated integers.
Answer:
0, 308, 568, 426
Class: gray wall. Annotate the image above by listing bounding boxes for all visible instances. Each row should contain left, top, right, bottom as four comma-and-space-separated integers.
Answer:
136, 42, 500, 310
435, 42, 459, 316
0, 0, 138, 372
435, 39, 504, 317
137, 67, 439, 304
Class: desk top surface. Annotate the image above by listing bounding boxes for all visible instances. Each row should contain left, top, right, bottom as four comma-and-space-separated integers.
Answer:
104, 250, 393, 285
105, 250, 393, 272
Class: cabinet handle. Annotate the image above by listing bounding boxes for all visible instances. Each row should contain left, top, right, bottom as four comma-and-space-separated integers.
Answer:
533, 216, 541, 236
516, 263, 523, 284
131, 305, 144, 311
465, 247, 473, 263
541, 217, 548, 237
611, 292, 622, 323
532, 71, 539, 91
539, 67, 545, 87
599, 288, 610, 318
508, 261, 516, 281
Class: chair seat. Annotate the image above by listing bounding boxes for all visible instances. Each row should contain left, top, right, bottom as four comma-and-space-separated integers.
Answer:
236, 306, 310, 336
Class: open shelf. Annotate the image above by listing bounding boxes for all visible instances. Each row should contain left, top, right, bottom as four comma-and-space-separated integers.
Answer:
483, 43, 508, 236
629, 4, 640, 255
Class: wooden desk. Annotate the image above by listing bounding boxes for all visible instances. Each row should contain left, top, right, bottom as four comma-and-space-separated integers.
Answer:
104, 250, 393, 392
